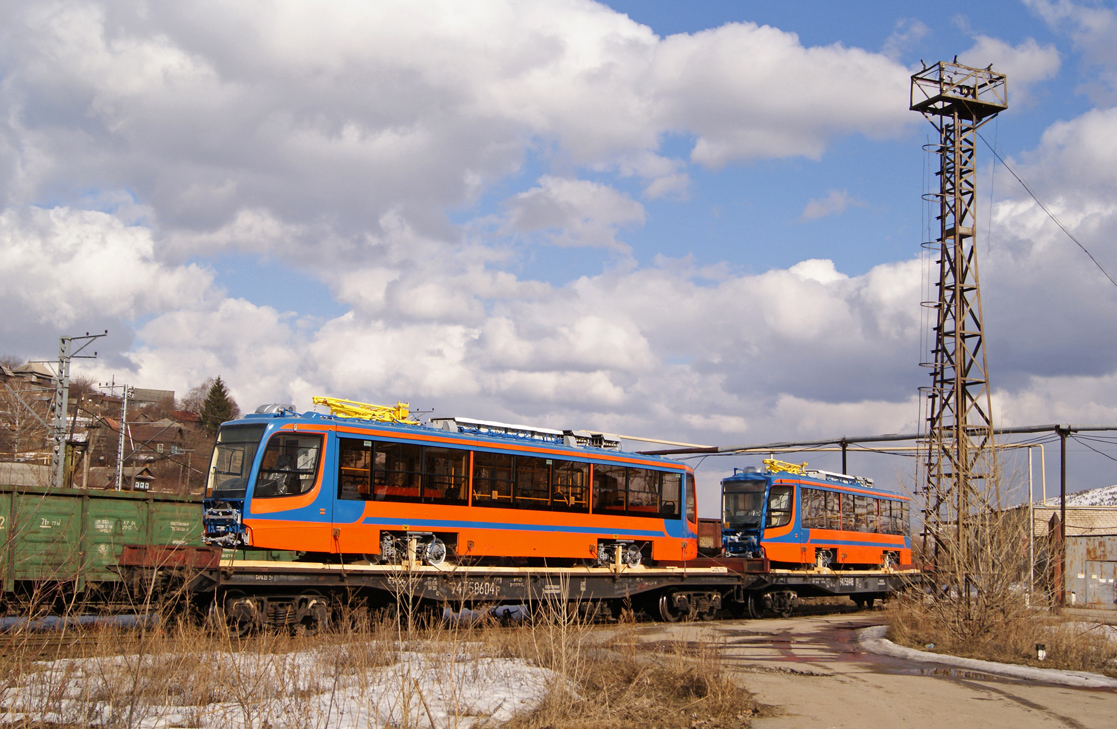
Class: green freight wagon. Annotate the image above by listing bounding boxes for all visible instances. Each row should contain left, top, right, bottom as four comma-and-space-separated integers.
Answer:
0, 485, 203, 597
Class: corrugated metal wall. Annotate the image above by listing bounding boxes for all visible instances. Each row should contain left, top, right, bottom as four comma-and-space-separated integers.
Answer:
1066, 535, 1117, 610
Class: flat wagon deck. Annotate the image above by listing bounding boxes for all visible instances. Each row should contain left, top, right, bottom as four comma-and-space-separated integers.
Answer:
118, 545, 919, 632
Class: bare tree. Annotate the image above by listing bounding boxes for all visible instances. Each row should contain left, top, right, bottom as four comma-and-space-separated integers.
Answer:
0, 377, 52, 459
179, 378, 214, 418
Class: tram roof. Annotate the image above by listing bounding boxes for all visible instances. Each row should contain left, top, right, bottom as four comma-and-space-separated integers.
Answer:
225, 409, 690, 469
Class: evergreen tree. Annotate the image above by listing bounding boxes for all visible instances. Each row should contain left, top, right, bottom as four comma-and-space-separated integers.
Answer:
200, 377, 237, 435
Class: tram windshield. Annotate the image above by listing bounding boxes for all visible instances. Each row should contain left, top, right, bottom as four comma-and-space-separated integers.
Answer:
723, 479, 767, 529
206, 424, 267, 499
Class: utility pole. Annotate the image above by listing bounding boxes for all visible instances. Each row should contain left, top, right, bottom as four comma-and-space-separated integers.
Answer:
1056, 424, 1071, 607
911, 62, 1006, 588
48, 331, 106, 490
101, 378, 133, 491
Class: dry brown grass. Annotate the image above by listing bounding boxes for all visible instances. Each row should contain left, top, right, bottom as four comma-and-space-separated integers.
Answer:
886, 592, 1117, 677
892, 462, 1117, 679
0, 596, 757, 728
502, 615, 756, 729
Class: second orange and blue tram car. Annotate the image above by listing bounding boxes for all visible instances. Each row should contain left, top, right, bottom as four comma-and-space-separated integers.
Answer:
721, 460, 911, 569
203, 404, 699, 566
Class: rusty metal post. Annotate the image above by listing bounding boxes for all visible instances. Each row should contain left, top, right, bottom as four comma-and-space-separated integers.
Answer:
1057, 425, 1069, 607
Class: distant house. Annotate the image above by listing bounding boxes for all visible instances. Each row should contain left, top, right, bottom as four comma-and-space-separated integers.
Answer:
171, 409, 200, 425
131, 388, 175, 408
1031, 505, 1117, 538
86, 465, 157, 491
124, 418, 187, 462
1031, 484, 1117, 537
10, 362, 55, 388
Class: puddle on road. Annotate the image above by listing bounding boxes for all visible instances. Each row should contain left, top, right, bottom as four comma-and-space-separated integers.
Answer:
719, 622, 1053, 685
914, 666, 999, 681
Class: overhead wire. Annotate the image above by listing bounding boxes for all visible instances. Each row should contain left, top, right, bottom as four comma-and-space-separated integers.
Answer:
978, 131, 1117, 291
1069, 434, 1117, 463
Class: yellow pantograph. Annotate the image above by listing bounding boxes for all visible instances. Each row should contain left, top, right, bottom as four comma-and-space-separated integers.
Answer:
312, 396, 419, 425
763, 458, 808, 475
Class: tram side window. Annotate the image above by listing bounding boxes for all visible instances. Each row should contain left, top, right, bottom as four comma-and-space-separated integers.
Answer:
840, 493, 854, 531
801, 488, 824, 529
883, 500, 903, 535
423, 447, 469, 505
627, 469, 661, 518
853, 496, 870, 532
473, 451, 514, 508
878, 497, 912, 533
822, 491, 839, 529
254, 433, 323, 498
686, 473, 696, 523
553, 460, 590, 512
338, 438, 372, 499
594, 464, 627, 515
515, 456, 551, 509
766, 485, 794, 528
660, 472, 681, 518
372, 441, 422, 501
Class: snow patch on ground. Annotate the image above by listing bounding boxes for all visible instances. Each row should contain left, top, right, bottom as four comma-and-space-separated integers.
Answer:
858, 625, 1117, 689
0, 644, 556, 728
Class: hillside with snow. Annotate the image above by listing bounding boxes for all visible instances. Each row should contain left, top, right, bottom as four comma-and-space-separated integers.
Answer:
1045, 484, 1117, 507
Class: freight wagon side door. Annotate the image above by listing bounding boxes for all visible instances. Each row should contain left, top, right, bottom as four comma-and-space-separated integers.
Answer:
12, 490, 84, 589
85, 494, 147, 586
150, 499, 205, 547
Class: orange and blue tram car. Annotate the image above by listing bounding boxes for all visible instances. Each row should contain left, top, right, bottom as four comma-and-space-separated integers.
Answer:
203, 405, 699, 566
721, 460, 911, 569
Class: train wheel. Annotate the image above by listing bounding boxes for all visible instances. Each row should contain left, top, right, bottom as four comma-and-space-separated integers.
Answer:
211, 592, 258, 638
745, 593, 762, 619
423, 538, 447, 567
853, 596, 875, 610
293, 594, 329, 636
657, 592, 685, 622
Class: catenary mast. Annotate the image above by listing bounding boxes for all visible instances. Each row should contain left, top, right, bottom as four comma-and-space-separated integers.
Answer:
910, 61, 1006, 587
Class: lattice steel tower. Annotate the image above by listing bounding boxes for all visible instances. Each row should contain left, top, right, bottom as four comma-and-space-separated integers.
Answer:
910, 62, 1007, 574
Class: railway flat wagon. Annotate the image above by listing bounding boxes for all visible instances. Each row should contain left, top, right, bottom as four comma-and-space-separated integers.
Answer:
0, 484, 203, 600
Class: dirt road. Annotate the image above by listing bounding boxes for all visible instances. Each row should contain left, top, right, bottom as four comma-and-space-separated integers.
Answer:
637, 614, 1117, 729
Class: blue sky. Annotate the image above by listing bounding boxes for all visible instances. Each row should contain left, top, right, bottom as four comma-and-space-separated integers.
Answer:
2, 0, 1117, 509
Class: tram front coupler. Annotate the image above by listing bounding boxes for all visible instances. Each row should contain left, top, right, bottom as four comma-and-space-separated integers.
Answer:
722, 531, 763, 559
203, 503, 246, 547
